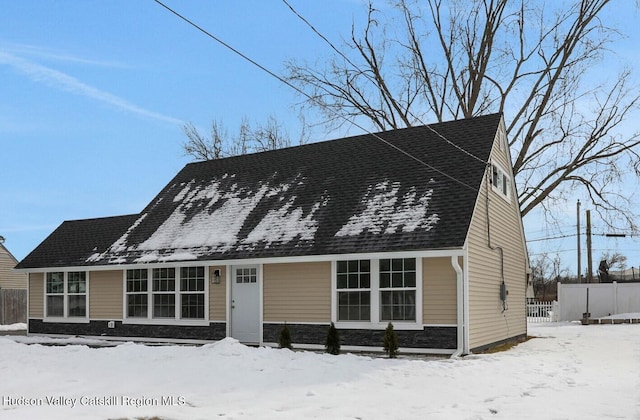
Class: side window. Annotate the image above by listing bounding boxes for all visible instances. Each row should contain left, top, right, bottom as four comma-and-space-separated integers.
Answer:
491, 164, 510, 199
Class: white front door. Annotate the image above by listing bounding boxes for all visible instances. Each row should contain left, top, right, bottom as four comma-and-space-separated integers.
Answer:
230, 265, 260, 343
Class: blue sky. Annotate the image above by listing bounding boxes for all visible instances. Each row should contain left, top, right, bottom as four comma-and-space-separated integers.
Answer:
2, 1, 640, 276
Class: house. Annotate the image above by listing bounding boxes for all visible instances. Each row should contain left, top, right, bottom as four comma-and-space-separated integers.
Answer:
0, 237, 28, 324
16, 113, 529, 354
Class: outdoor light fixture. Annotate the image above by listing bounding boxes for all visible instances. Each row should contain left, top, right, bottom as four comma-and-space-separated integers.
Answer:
212, 269, 221, 284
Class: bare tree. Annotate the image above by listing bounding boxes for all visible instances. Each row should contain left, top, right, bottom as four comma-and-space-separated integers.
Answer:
530, 252, 568, 300
182, 120, 227, 160
285, 0, 640, 229
181, 115, 309, 161
600, 251, 628, 271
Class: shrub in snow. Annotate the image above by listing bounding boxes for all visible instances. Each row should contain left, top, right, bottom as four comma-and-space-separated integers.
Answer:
383, 322, 399, 358
325, 322, 340, 355
279, 323, 293, 350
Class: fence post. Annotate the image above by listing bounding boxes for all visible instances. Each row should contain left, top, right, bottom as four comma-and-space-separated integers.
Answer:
0, 288, 3, 325
613, 281, 618, 315
557, 282, 562, 321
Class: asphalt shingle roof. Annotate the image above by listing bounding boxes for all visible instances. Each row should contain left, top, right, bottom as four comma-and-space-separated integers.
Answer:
17, 114, 502, 269
16, 215, 139, 269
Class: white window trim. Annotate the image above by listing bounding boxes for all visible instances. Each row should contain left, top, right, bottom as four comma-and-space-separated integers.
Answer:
490, 163, 511, 202
379, 258, 419, 323
335, 260, 372, 322
43, 271, 89, 323
332, 258, 423, 330
122, 266, 209, 326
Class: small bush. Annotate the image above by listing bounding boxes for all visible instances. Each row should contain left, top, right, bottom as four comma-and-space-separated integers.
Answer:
383, 322, 399, 358
325, 322, 340, 355
279, 323, 293, 350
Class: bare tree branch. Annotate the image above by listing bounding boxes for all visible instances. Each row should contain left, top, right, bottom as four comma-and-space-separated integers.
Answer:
284, 0, 640, 230
181, 114, 307, 161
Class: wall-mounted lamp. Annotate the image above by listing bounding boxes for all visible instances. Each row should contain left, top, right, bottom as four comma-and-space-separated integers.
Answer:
212, 269, 221, 284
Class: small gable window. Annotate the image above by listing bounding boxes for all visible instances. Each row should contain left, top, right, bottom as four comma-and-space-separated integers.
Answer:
491, 164, 510, 199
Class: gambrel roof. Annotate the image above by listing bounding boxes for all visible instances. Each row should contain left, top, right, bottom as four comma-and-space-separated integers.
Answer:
17, 113, 502, 269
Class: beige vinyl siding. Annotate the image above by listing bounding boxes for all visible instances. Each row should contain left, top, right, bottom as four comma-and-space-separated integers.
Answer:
209, 266, 226, 321
467, 126, 528, 350
29, 273, 44, 318
263, 262, 331, 322
423, 257, 457, 324
89, 270, 123, 319
0, 246, 27, 289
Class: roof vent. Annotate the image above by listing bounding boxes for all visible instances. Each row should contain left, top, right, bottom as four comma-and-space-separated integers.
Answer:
0, 235, 4, 245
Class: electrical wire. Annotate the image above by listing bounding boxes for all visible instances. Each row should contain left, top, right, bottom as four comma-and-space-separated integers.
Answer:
528, 232, 639, 243
281, 0, 489, 165
153, 0, 482, 192
527, 233, 577, 243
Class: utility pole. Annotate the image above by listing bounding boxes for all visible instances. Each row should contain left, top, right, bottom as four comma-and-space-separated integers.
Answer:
577, 200, 581, 283
586, 210, 593, 283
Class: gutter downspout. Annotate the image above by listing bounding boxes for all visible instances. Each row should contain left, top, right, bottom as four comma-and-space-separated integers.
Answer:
451, 255, 465, 358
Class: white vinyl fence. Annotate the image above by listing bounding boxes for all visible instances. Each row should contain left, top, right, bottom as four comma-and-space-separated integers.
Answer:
527, 301, 558, 323
557, 282, 640, 321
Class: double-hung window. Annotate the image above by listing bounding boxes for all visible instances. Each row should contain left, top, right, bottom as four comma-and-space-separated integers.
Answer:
337, 260, 370, 321
126, 269, 148, 318
125, 266, 206, 322
491, 164, 510, 198
45, 271, 87, 319
180, 267, 205, 319
152, 268, 176, 318
380, 258, 416, 321
335, 258, 418, 325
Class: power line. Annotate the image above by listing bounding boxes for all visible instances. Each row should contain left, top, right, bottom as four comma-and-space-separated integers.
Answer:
281, 0, 488, 165
527, 233, 577, 243
152, 0, 482, 192
527, 231, 640, 243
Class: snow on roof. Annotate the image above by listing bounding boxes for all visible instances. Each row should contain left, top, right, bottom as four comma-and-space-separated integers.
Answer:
18, 115, 504, 268
243, 195, 327, 249
90, 174, 333, 263
89, 174, 439, 263
336, 180, 439, 237
138, 180, 271, 253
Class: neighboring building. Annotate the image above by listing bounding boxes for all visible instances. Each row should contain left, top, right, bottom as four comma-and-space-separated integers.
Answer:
0, 238, 28, 324
16, 113, 529, 354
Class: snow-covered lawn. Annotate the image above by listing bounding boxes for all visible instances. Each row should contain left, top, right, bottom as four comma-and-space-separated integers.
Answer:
0, 323, 26, 331
1, 322, 638, 419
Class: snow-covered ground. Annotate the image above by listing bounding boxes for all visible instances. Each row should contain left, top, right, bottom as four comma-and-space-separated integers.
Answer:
0, 321, 638, 420
0, 323, 26, 331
